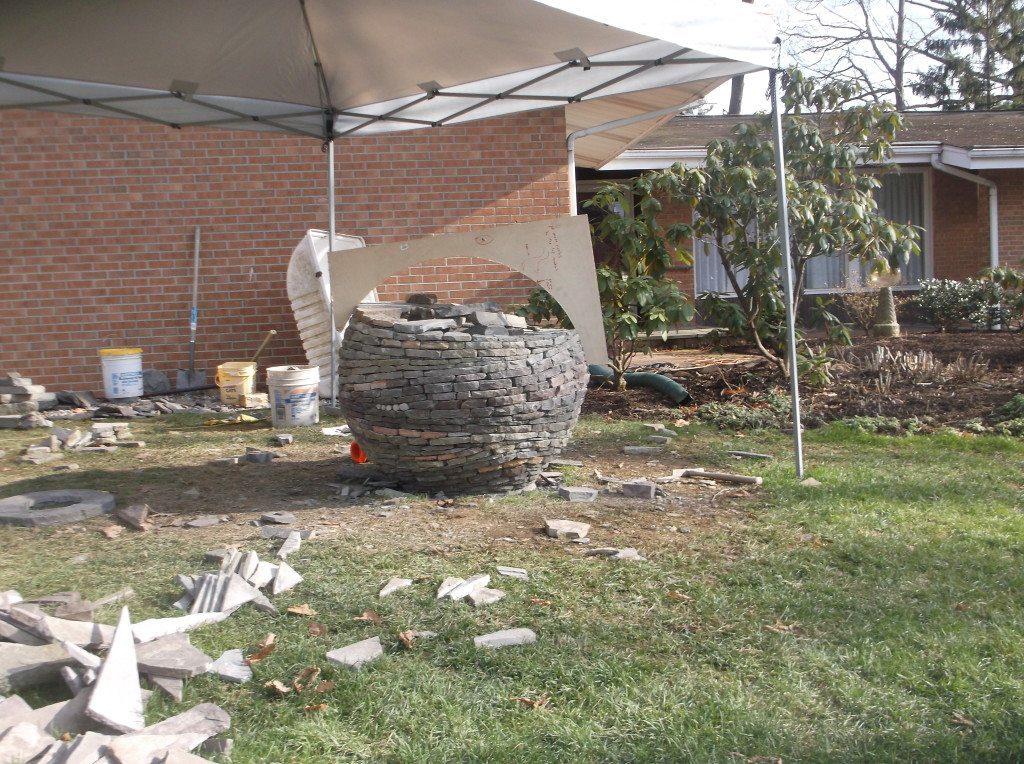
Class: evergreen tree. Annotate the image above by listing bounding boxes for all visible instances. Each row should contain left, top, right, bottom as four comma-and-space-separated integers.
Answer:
913, 0, 1024, 110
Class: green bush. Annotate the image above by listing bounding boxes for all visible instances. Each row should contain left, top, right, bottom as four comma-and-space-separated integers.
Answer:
994, 394, 1024, 423
695, 391, 791, 430
915, 278, 1008, 331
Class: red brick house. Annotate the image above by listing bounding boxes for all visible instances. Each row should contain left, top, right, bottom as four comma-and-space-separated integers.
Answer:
584, 111, 1024, 303
0, 108, 574, 390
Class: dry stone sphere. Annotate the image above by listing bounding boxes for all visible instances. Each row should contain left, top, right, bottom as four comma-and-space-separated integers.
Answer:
338, 304, 589, 494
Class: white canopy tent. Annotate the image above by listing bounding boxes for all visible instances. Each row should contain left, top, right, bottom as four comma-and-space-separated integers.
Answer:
0, 0, 803, 475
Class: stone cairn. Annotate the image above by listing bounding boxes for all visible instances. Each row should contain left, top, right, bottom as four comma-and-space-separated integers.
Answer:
338, 297, 589, 494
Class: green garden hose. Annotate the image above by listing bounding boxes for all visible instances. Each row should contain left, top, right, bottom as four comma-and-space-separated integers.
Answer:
588, 364, 692, 405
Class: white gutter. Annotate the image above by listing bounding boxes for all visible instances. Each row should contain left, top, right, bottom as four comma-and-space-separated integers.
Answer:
566, 104, 687, 212
929, 156, 999, 270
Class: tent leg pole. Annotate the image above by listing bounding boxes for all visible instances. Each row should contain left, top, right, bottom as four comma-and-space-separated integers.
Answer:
769, 69, 804, 480
327, 138, 338, 408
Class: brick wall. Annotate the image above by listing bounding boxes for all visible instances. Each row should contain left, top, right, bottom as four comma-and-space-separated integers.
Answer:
931, 169, 991, 280
985, 168, 1024, 269
0, 109, 569, 391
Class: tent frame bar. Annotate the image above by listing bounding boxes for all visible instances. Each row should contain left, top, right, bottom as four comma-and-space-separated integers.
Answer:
769, 68, 804, 479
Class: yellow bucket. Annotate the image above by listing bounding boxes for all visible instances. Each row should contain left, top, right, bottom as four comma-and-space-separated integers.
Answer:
214, 362, 257, 405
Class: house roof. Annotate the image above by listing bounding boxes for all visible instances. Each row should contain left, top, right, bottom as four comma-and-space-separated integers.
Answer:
606, 110, 1024, 171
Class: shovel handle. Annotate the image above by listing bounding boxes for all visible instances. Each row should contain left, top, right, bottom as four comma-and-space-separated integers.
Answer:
251, 329, 277, 363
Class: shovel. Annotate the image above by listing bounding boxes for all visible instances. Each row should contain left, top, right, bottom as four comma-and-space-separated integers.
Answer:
176, 225, 207, 389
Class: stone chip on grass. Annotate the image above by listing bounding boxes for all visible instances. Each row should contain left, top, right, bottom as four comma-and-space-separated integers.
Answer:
326, 636, 384, 670
545, 519, 590, 540
474, 628, 537, 649
379, 578, 414, 597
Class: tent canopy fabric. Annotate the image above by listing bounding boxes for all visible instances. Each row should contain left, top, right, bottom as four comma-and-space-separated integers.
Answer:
0, 0, 775, 166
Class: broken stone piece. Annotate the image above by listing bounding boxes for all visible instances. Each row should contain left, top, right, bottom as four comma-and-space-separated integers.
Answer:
276, 530, 302, 558
468, 588, 505, 607
247, 561, 277, 590
612, 548, 647, 561
116, 503, 151, 530
556, 486, 597, 502
185, 515, 222, 529
379, 578, 413, 597
622, 480, 657, 500
800, 477, 823, 487
132, 612, 230, 644
436, 577, 465, 599
0, 642, 72, 692
0, 591, 23, 610
244, 450, 275, 464
260, 511, 295, 525
271, 561, 303, 595
545, 519, 591, 540
495, 565, 529, 580
208, 649, 252, 684
444, 574, 490, 601
0, 722, 55, 762
85, 606, 145, 733
473, 628, 537, 649
0, 694, 32, 717
326, 636, 384, 670
273, 433, 294, 446
261, 525, 312, 540
135, 633, 212, 678
149, 675, 184, 703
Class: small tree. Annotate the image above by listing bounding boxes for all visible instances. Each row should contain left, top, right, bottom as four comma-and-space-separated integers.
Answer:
520, 173, 697, 389
652, 69, 919, 374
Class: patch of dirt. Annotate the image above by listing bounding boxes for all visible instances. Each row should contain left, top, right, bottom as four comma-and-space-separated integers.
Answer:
585, 331, 1023, 429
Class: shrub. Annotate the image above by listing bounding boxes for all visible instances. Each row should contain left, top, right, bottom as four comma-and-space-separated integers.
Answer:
696, 391, 791, 430
915, 278, 1007, 331
836, 289, 880, 334
994, 394, 1024, 423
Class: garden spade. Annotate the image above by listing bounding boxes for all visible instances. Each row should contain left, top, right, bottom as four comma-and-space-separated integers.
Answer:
176, 225, 207, 388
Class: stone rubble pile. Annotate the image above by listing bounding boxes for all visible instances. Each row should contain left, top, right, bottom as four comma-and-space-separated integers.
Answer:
16, 422, 142, 466
0, 373, 58, 428
338, 298, 589, 494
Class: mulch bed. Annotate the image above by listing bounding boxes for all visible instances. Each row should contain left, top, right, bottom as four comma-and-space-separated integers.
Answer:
583, 330, 1024, 428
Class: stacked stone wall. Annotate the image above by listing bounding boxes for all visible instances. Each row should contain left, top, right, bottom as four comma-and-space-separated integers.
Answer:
338, 306, 588, 493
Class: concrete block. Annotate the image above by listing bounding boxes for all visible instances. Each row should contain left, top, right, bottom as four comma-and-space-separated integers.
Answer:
622, 480, 657, 500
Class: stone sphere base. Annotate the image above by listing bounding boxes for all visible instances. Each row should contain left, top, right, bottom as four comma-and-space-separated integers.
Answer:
338, 305, 589, 494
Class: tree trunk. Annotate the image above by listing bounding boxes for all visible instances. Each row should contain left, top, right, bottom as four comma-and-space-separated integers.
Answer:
727, 0, 755, 115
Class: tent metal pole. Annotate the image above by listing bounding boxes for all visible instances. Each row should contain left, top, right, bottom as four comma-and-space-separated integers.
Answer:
769, 69, 804, 479
327, 138, 338, 407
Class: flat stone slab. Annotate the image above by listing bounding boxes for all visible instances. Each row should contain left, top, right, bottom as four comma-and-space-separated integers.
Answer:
276, 531, 302, 558
445, 574, 490, 601
622, 480, 657, 500
208, 649, 252, 684
379, 578, 413, 597
468, 587, 505, 607
0, 489, 115, 527
436, 577, 464, 599
136, 633, 212, 678
545, 519, 591, 540
149, 675, 184, 703
496, 566, 529, 581
623, 446, 662, 455
0, 722, 55, 762
260, 526, 312, 540
0, 642, 71, 693
116, 503, 150, 530
260, 511, 295, 525
132, 612, 230, 644
556, 486, 597, 503
474, 628, 537, 649
326, 636, 384, 670
185, 515, 222, 528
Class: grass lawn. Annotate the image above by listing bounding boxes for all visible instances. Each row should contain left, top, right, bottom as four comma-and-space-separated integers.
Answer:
2, 413, 1024, 762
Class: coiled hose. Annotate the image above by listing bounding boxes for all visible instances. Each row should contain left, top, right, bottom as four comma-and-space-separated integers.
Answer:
588, 364, 691, 405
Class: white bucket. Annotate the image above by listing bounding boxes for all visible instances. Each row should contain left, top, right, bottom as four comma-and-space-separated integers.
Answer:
98, 347, 144, 399
267, 365, 320, 428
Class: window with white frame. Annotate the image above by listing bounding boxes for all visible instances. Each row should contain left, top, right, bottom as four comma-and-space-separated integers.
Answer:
693, 170, 930, 295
